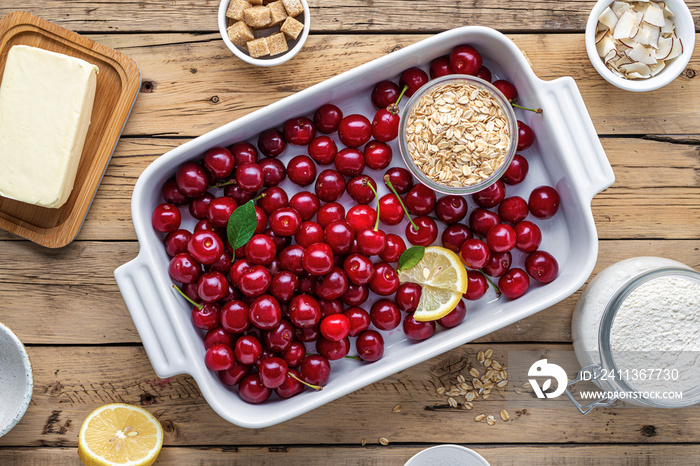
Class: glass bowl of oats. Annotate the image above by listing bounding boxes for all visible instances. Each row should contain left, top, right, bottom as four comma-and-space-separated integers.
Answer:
399, 75, 518, 195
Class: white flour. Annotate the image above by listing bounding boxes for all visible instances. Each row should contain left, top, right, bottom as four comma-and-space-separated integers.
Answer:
610, 276, 700, 392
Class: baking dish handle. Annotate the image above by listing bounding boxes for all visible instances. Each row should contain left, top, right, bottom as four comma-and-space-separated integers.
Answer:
114, 254, 190, 378
544, 77, 615, 200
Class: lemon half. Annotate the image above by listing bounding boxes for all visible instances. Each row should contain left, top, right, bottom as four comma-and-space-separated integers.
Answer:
78, 403, 163, 466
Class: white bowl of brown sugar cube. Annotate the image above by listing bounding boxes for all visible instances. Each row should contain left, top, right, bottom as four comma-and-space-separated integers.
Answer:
219, 0, 310, 66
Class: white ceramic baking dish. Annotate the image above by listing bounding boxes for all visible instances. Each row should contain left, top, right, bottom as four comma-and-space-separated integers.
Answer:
114, 26, 614, 429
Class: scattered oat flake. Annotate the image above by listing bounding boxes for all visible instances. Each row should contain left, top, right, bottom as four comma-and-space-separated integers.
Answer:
500, 409, 510, 421
486, 415, 496, 426
393, 404, 402, 413
361, 438, 366, 446
475, 414, 486, 422
437, 386, 446, 395
484, 349, 493, 359
379, 437, 389, 446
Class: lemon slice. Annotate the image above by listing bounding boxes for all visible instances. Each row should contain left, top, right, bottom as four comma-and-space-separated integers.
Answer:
413, 285, 464, 322
398, 246, 468, 294
78, 403, 163, 466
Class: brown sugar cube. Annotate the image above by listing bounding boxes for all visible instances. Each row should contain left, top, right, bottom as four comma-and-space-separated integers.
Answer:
247, 37, 270, 58
226, 0, 252, 21
244, 6, 272, 29
266, 32, 289, 56
282, 0, 304, 17
268, 0, 288, 26
227, 21, 255, 48
280, 16, 304, 40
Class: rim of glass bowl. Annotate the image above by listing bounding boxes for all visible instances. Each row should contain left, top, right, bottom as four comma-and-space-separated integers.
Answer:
398, 75, 518, 195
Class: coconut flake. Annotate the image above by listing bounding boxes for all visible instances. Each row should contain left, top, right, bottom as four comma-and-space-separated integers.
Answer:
598, 6, 619, 30
613, 11, 638, 39
643, 2, 665, 27
667, 36, 683, 60
597, 35, 617, 58
626, 43, 658, 65
620, 62, 652, 78
656, 36, 673, 59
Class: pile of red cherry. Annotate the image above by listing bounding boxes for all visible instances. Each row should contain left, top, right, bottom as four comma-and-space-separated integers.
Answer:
150, 43, 560, 404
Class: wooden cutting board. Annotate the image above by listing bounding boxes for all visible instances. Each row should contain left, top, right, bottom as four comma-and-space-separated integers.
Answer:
0, 11, 141, 248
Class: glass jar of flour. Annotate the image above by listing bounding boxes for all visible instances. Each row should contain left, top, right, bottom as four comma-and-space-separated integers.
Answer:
568, 257, 700, 413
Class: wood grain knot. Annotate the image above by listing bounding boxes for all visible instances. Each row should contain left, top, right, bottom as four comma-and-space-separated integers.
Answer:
140, 393, 156, 405
141, 82, 154, 93
641, 425, 656, 437
684, 69, 696, 79
42, 410, 72, 435
210, 96, 220, 104
161, 419, 176, 434
190, 68, 198, 74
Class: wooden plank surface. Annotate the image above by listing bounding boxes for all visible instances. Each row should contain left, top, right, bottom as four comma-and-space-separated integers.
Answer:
0, 239, 698, 345
1, 344, 699, 448
2, 1, 699, 33
3, 444, 700, 466
63, 33, 700, 138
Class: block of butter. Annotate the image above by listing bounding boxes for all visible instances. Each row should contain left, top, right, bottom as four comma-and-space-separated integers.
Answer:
0, 45, 99, 208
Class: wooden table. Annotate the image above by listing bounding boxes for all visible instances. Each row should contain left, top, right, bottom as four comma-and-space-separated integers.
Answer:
1, 1, 699, 464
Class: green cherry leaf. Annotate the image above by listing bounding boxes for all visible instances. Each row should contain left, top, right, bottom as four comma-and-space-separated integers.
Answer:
227, 200, 257, 251
397, 246, 425, 272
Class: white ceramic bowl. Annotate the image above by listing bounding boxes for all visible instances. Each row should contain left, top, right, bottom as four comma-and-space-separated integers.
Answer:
405, 445, 490, 465
585, 0, 695, 92
218, 0, 310, 67
0, 322, 32, 437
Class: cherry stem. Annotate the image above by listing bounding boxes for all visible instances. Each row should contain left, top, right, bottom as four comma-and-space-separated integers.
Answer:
253, 192, 267, 202
395, 85, 409, 106
344, 355, 362, 361
209, 179, 235, 189
479, 270, 501, 296
288, 371, 323, 391
363, 179, 381, 231
172, 284, 203, 310
384, 176, 419, 232
511, 103, 542, 114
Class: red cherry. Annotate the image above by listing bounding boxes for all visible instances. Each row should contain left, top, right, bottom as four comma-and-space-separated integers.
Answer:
486, 224, 516, 253
289, 294, 321, 328
345, 205, 377, 233
469, 208, 501, 237
378, 194, 404, 226
450, 44, 482, 75
203, 147, 235, 179
253, 206, 268, 234
320, 314, 351, 341
403, 315, 436, 341
371, 108, 400, 142
279, 244, 305, 274
230, 258, 253, 286
482, 251, 512, 277
219, 362, 250, 386
191, 303, 220, 330
257, 128, 287, 158
371, 80, 400, 109
314, 266, 349, 300
162, 178, 188, 206
258, 186, 288, 214
269, 207, 302, 236
528, 186, 560, 219
459, 238, 491, 269
472, 180, 506, 208
259, 357, 289, 389
384, 167, 413, 194
238, 265, 271, 297
315, 169, 346, 202
344, 307, 371, 337
347, 175, 377, 205
204, 327, 233, 349
308, 136, 338, 165
224, 184, 255, 205
230, 141, 259, 167
204, 344, 234, 371
245, 233, 277, 267
437, 300, 467, 328
313, 104, 343, 134
405, 216, 438, 247
525, 251, 559, 284
501, 154, 529, 185
176, 162, 210, 198
399, 67, 429, 97
283, 117, 316, 146
188, 193, 214, 220
514, 221, 542, 253
404, 184, 436, 216
259, 157, 286, 187
356, 228, 387, 256
499, 196, 529, 224
295, 221, 325, 248
235, 162, 264, 193
270, 271, 299, 303
369, 262, 400, 296
238, 373, 271, 404
379, 234, 406, 262
499, 268, 530, 299
197, 271, 228, 303
395, 282, 421, 313
188, 230, 224, 265
441, 224, 473, 253
335, 148, 366, 177
276, 369, 303, 398
302, 242, 334, 276
475, 66, 492, 82
341, 283, 369, 307
287, 155, 317, 186
317, 202, 345, 229
363, 140, 393, 170
316, 336, 350, 361
435, 195, 467, 224
324, 220, 355, 255
165, 229, 191, 257
234, 335, 263, 365
370, 299, 401, 330
289, 191, 320, 221
429, 56, 453, 79
338, 114, 372, 148
356, 330, 384, 362
493, 80, 518, 102
517, 121, 535, 151
319, 299, 343, 318
464, 270, 488, 301
300, 355, 331, 386
282, 340, 306, 367
221, 300, 250, 333
207, 197, 237, 228
152, 203, 181, 233
343, 253, 375, 285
